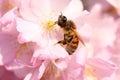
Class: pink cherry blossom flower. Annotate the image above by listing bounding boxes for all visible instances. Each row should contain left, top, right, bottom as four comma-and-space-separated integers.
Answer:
16, 0, 84, 47
15, 0, 89, 80
16, 0, 87, 68
79, 3, 118, 80
0, 7, 37, 79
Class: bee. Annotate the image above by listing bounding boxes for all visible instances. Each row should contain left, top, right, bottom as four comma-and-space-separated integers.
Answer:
56, 14, 85, 55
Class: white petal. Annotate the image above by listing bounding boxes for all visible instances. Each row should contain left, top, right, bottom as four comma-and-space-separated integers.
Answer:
63, 0, 83, 19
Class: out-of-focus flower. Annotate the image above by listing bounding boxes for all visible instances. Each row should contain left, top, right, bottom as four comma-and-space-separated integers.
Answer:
110, 19, 120, 80
82, 0, 111, 11
0, 0, 18, 17
82, 0, 118, 18
84, 58, 117, 80
79, 4, 118, 59
78, 3, 118, 80
0, 7, 19, 65
106, 0, 120, 15
0, 7, 36, 79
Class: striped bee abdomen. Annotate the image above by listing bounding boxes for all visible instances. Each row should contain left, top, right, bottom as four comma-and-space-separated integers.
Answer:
66, 35, 79, 55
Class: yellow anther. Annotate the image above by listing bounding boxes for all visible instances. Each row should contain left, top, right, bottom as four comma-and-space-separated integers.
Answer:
85, 66, 98, 80
16, 43, 28, 57
55, 70, 60, 78
16, 52, 22, 57
92, 76, 97, 80
46, 20, 55, 29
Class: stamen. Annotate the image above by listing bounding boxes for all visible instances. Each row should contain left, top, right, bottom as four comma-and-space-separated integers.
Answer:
85, 66, 98, 80
41, 62, 61, 80
16, 43, 28, 57
46, 20, 56, 30
16, 51, 21, 57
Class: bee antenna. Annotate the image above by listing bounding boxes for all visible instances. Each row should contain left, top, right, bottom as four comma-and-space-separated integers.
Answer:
60, 12, 63, 16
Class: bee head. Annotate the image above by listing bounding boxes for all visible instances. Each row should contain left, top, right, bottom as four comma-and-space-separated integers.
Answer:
57, 13, 67, 27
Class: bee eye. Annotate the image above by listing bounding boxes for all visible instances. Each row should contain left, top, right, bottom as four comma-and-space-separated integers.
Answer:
62, 16, 67, 23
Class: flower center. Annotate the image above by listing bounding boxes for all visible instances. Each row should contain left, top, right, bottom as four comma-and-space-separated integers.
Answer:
37, 12, 59, 31
16, 43, 27, 57
16, 43, 32, 57
41, 62, 61, 80
46, 20, 56, 30
36, 12, 62, 45
84, 66, 98, 80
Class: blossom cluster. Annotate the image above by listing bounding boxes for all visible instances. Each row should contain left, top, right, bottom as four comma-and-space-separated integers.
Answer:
0, 0, 120, 80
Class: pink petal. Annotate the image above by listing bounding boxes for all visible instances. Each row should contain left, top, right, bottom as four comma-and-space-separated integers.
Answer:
0, 66, 21, 80
0, 7, 17, 24
5, 60, 37, 79
19, 0, 38, 21
24, 73, 32, 80
88, 58, 118, 79
77, 23, 92, 42
38, 61, 49, 79
13, 66, 33, 79
0, 66, 5, 78
16, 18, 47, 47
106, 0, 120, 8
62, 47, 87, 80
106, 0, 120, 15
24, 61, 47, 80
53, 46, 87, 80
0, 7, 19, 36
83, 0, 111, 11
29, 0, 51, 16
86, 5, 118, 48
72, 10, 89, 27
0, 0, 17, 17
19, 0, 55, 20
65, 66, 84, 80
63, 0, 83, 19
33, 44, 68, 60
95, 46, 113, 60
61, 55, 85, 80
0, 7, 17, 31
0, 33, 18, 65
5, 60, 24, 70
73, 45, 88, 65
16, 18, 62, 48
49, 0, 70, 12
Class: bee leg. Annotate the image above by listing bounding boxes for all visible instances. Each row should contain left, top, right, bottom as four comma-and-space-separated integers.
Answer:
57, 40, 66, 47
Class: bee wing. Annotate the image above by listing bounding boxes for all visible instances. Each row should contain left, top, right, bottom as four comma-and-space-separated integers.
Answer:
78, 33, 85, 46
72, 29, 85, 46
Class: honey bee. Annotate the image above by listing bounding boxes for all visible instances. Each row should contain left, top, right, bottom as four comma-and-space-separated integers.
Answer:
56, 14, 85, 55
